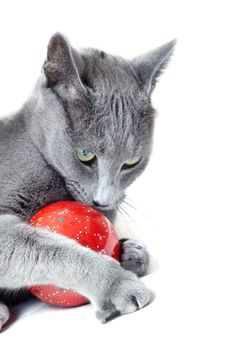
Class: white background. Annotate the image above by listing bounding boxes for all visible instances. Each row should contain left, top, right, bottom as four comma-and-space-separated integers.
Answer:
0, 0, 232, 349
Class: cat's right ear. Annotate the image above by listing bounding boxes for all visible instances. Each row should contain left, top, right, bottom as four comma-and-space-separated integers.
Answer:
43, 33, 87, 99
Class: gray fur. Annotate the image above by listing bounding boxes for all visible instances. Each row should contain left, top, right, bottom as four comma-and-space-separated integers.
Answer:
0, 302, 10, 331
0, 33, 175, 329
120, 240, 150, 277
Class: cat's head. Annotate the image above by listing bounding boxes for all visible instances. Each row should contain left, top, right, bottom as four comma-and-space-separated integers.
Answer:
32, 33, 175, 211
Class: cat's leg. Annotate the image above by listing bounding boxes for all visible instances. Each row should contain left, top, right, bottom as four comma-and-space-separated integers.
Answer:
0, 302, 10, 331
0, 214, 152, 324
120, 239, 150, 277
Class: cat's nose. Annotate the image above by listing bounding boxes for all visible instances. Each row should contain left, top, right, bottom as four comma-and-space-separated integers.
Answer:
93, 200, 109, 208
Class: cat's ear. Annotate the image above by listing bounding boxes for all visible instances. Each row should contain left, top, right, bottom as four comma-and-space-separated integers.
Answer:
131, 39, 176, 95
43, 32, 86, 98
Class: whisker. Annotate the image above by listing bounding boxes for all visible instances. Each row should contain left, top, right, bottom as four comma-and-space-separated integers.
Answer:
119, 203, 138, 227
123, 199, 139, 212
116, 205, 124, 218
117, 204, 137, 236
123, 196, 149, 220
117, 205, 130, 229
117, 205, 129, 222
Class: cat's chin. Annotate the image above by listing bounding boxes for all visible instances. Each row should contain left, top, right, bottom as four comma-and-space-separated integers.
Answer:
93, 205, 115, 212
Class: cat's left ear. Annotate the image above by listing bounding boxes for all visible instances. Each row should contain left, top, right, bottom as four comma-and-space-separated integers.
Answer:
131, 39, 176, 95
43, 32, 87, 99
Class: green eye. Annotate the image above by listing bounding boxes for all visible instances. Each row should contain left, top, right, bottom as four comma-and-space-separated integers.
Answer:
123, 156, 141, 168
76, 148, 95, 163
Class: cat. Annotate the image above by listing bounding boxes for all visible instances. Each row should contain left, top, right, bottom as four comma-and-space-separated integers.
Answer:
0, 33, 175, 330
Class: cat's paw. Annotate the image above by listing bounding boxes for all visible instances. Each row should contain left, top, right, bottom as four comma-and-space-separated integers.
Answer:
0, 303, 10, 331
95, 270, 152, 323
120, 239, 150, 277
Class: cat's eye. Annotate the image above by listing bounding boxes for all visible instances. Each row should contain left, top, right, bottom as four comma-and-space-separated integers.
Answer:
76, 148, 96, 163
122, 156, 141, 170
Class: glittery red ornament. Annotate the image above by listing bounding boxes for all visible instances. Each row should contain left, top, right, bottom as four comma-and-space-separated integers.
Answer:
28, 201, 120, 307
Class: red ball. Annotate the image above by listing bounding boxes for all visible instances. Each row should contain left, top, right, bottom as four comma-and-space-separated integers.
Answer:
28, 201, 120, 307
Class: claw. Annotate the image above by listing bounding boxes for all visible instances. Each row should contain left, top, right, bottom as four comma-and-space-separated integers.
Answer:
104, 310, 121, 323
131, 295, 140, 309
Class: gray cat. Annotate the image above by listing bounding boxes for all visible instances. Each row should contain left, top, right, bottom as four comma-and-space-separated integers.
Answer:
0, 33, 175, 330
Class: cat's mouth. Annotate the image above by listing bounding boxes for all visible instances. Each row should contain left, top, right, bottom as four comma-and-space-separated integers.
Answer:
92, 202, 114, 211
65, 179, 117, 211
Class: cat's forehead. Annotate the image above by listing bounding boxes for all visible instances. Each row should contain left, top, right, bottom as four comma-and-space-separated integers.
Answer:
94, 88, 146, 116
74, 96, 154, 157
66, 49, 155, 154
76, 48, 140, 92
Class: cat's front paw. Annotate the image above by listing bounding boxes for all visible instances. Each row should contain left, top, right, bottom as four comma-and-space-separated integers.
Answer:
0, 303, 10, 332
95, 269, 152, 323
120, 239, 150, 277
